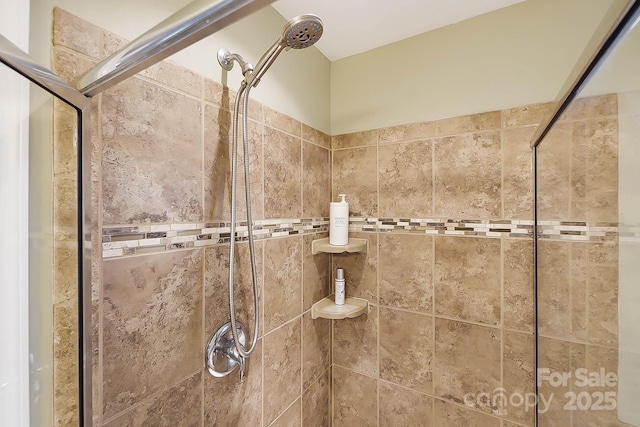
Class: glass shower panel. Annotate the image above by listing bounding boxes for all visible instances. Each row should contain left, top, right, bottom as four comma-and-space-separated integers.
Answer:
535, 10, 640, 427
0, 58, 80, 425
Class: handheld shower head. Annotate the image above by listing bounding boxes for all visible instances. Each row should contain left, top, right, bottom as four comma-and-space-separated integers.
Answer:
282, 14, 323, 50
246, 13, 323, 87
217, 14, 323, 88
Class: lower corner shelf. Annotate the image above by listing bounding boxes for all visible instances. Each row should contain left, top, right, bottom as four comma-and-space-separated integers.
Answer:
311, 295, 370, 320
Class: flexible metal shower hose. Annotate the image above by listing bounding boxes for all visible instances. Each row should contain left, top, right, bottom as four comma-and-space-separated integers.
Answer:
228, 81, 260, 358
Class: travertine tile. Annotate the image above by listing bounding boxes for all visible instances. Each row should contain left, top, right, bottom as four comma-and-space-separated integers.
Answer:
379, 381, 433, 426
502, 102, 556, 128
53, 8, 102, 58
333, 232, 378, 303
204, 340, 262, 426
380, 308, 433, 393
589, 241, 619, 266
502, 126, 534, 219
433, 399, 501, 426
570, 121, 588, 220
582, 345, 622, 427
264, 236, 302, 333
333, 305, 378, 376
435, 236, 501, 325
265, 105, 301, 136
561, 93, 618, 121
107, 373, 201, 426
53, 305, 78, 427
302, 233, 330, 312
102, 30, 127, 56
204, 108, 264, 221
571, 242, 589, 342
379, 140, 433, 217
434, 131, 501, 218
379, 121, 436, 143
332, 129, 378, 149
503, 239, 534, 333
302, 142, 330, 217
102, 77, 203, 224
333, 367, 377, 427
435, 111, 501, 136
236, 119, 265, 220
585, 117, 619, 223
587, 265, 618, 346
140, 59, 204, 99
271, 398, 302, 427
537, 122, 572, 221
537, 240, 571, 339
53, 170, 78, 242
332, 147, 378, 217
204, 104, 232, 220
302, 312, 330, 390
204, 79, 233, 110
264, 127, 302, 218
536, 337, 579, 426
379, 234, 433, 313
434, 318, 501, 415
264, 319, 302, 425
52, 47, 98, 86
502, 331, 535, 426
102, 250, 203, 418
204, 241, 264, 340
302, 370, 330, 427
302, 124, 330, 149
53, 241, 77, 306
52, 99, 79, 177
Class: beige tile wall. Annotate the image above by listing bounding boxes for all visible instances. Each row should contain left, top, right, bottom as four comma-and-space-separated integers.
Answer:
52, 7, 623, 427
536, 95, 622, 427
330, 94, 621, 427
53, 8, 332, 426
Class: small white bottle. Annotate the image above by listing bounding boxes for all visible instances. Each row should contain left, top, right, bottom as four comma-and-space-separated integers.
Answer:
335, 268, 345, 306
330, 194, 349, 246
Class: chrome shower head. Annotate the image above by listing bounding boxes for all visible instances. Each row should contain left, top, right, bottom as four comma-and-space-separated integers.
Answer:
217, 14, 323, 88
245, 13, 323, 87
281, 14, 323, 50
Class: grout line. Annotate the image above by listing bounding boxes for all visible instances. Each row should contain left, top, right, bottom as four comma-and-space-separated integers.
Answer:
102, 369, 201, 425
376, 231, 381, 427
431, 233, 436, 426
500, 236, 505, 420
200, 244, 206, 427
299, 257, 304, 425
501, 126, 505, 220
96, 91, 105, 427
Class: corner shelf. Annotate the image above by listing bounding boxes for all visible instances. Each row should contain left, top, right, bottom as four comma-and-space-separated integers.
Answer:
311, 238, 368, 255
311, 295, 370, 320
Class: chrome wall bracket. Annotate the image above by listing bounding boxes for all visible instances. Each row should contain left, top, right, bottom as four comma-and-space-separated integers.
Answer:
205, 321, 247, 380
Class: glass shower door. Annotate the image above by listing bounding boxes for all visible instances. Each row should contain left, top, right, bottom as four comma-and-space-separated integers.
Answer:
535, 4, 640, 425
0, 32, 91, 425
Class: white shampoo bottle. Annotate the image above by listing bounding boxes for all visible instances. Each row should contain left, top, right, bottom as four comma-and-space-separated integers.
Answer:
335, 268, 345, 306
329, 194, 349, 245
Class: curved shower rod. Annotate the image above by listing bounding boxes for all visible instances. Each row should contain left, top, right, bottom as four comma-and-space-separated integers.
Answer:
77, 0, 274, 97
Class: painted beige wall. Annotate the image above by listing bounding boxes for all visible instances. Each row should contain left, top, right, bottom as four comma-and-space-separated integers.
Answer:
330, 0, 628, 135
30, 0, 332, 133
31, 0, 632, 136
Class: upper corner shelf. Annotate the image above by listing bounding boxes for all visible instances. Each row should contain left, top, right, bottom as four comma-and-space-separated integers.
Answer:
311, 238, 368, 255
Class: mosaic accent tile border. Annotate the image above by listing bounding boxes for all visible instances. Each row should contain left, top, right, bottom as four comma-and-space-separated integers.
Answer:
348, 217, 534, 237
102, 218, 330, 259
102, 217, 622, 259
349, 218, 618, 241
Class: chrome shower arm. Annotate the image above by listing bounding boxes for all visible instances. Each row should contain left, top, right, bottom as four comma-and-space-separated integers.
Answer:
217, 49, 254, 76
